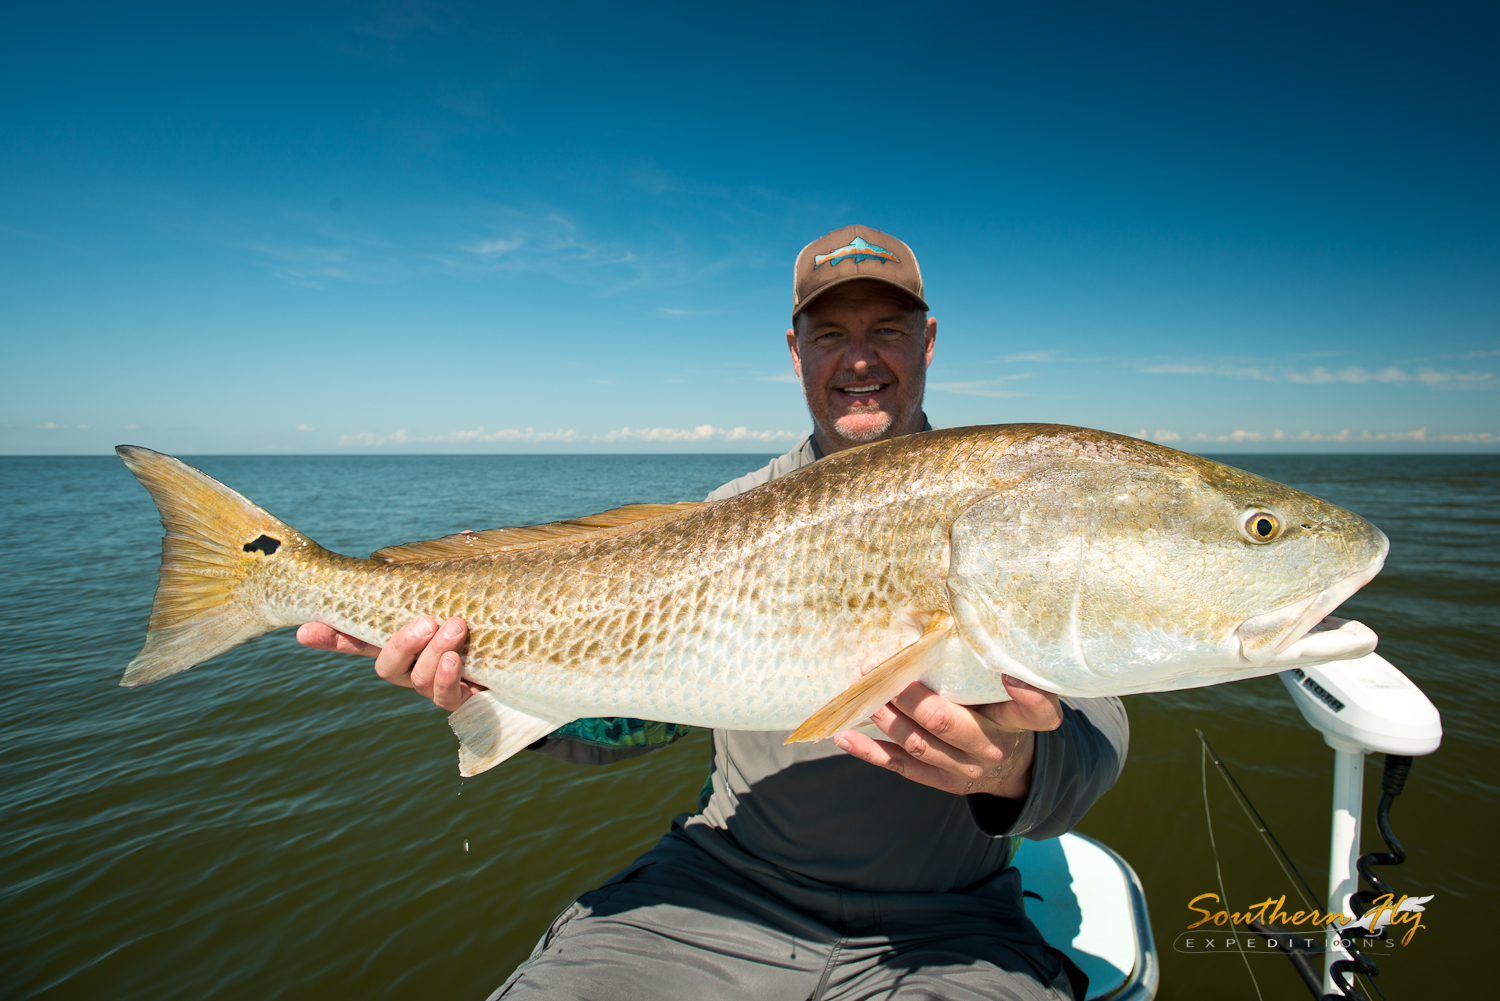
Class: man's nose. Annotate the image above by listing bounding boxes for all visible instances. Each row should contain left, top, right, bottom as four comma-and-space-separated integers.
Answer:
845, 333, 877, 369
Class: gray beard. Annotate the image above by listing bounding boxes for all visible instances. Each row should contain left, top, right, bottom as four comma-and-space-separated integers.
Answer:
831, 410, 895, 444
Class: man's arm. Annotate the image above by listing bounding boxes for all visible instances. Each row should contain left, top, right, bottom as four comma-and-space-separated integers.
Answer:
832, 670, 1127, 837
297, 617, 690, 765
967, 696, 1128, 838
831, 665, 1064, 798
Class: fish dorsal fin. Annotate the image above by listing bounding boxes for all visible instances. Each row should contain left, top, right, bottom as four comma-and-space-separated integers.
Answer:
371, 502, 702, 563
786, 612, 955, 744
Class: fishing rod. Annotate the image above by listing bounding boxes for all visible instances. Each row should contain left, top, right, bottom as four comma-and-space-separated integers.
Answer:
1195, 730, 1338, 999
1197, 734, 1416, 1001
1196, 729, 1321, 908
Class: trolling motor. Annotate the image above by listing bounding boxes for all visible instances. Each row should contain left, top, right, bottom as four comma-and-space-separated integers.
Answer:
1279, 653, 1442, 999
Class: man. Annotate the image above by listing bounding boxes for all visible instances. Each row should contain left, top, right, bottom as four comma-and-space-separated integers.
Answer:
300, 225, 1128, 1000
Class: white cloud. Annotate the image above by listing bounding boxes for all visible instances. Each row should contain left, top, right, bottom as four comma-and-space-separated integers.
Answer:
243, 239, 358, 287
929, 374, 1034, 398
1282, 365, 1490, 385
1140, 359, 1492, 388
6, 422, 90, 430
232, 204, 664, 290
1283, 365, 1412, 384
1138, 363, 1273, 380
339, 427, 583, 446
599, 425, 799, 443
1190, 427, 1431, 443
756, 372, 800, 383
1417, 369, 1493, 386
337, 424, 799, 447
999, 350, 1059, 362
1438, 431, 1499, 442
295, 424, 315, 432
468, 238, 522, 255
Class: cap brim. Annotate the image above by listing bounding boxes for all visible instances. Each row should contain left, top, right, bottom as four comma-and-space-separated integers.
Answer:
793, 275, 930, 318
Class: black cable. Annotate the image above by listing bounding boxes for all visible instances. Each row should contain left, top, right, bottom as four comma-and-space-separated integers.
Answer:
1351, 756, 1412, 911
1322, 754, 1414, 1001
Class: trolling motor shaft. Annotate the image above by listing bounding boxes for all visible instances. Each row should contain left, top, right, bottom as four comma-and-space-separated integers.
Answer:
1324, 753, 1415, 1000
1278, 654, 1441, 1000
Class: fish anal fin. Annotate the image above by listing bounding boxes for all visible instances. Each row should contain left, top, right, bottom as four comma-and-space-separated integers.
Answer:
786, 612, 955, 744
373, 502, 702, 563
448, 693, 570, 776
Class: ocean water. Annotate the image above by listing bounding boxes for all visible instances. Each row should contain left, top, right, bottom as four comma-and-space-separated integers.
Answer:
0, 452, 1493, 1000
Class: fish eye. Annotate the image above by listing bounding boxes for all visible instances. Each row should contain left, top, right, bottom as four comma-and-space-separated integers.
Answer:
1240, 511, 1282, 544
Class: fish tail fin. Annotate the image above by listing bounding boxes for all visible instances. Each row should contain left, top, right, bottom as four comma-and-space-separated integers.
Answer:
116, 445, 304, 688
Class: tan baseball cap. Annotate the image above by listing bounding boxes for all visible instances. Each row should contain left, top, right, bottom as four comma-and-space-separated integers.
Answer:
792, 224, 927, 318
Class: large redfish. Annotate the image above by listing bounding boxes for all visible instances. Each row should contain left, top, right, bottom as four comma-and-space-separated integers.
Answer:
117, 425, 1385, 775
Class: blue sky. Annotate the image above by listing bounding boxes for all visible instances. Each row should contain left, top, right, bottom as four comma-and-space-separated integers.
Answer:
3, 1, 1496, 454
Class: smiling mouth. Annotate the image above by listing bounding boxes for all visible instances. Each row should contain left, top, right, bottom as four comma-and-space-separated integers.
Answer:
838, 382, 888, 398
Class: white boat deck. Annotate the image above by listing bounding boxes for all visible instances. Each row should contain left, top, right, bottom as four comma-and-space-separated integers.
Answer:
1014, 832, 1159, 1000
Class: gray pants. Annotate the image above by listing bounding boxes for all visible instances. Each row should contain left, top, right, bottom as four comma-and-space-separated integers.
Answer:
490, 832, 1081, 1001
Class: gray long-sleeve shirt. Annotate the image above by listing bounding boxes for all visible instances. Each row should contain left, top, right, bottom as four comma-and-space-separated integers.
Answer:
533, 430, 1129, 894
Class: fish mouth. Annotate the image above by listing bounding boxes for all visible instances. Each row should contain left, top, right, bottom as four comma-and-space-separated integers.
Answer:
1234, 535, 1388, 666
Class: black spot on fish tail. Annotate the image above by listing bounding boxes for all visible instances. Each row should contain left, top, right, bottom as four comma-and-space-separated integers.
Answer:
243, 535, 282, 556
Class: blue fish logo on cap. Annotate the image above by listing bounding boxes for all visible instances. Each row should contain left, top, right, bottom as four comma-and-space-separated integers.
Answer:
813, 236, 901, 269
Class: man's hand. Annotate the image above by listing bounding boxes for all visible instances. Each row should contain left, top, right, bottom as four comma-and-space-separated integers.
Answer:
296, 617, 484, 711
833, 667, 1063, 799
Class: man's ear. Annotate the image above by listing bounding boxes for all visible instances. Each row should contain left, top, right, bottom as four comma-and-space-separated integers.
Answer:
786, 327, 803, 379
923, 317, 936, 369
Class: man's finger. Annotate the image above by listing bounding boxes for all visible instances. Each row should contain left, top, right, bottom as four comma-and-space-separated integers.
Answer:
372, 617, 440, 688
867, 703, 978, 776
979, 676, 1064, 732
408, 617, 468, 699
430, 650, 481, 711
297, 622, 382, 657
888, 682, 993, 751
833, 727, 966, 795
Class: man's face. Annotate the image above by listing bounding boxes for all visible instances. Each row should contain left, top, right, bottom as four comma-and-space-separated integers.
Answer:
787, 281, 937, 452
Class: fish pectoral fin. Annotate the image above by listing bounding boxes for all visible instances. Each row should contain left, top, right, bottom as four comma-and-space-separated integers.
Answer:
448, 693, 569, 777
785, 612, 955, 744
372, 502, 702, 563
